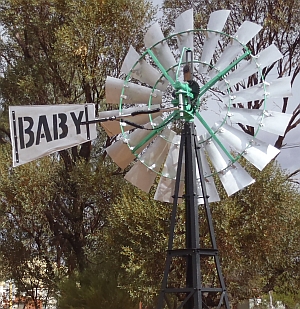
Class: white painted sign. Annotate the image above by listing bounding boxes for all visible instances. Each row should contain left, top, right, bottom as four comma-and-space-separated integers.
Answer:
9, 104, 97, 167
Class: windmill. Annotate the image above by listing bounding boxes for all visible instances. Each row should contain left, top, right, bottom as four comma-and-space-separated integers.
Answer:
102, 8, 293, 309
7, 7, 293, 309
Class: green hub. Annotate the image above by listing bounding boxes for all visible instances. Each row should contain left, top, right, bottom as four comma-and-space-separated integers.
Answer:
172, 81, 195, 122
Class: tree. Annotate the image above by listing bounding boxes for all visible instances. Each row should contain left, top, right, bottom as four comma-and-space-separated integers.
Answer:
0, 139, 129, 301
104, 184, 171, 306
0, 0, 156, 307
58, 260, 138, 309
160, 0, 300, 149
0, 143, 60, 308
270, 290, 300, 309
213, 159, 300, 305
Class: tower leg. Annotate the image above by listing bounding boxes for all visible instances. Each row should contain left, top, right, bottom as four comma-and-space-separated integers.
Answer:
156, 122, 230, 309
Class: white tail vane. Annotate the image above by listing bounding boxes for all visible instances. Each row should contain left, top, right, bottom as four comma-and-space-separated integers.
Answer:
103, 9, 292, 204
9, 104, 97, 167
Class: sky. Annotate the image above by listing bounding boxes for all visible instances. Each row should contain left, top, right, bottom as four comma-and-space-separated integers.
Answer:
149, 0, 300, 180
151, 0, 162, 6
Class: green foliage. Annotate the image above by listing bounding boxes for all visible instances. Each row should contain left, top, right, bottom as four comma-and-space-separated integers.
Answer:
103, 183, 171, 305
0, 139, 124, 268
211, 160, 300, 303
58, 261, 138, 309
271, 290, 300, 309
0, 0, 156, 108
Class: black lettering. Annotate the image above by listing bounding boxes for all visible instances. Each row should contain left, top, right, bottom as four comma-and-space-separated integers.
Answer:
53, 114, 58, 140
70, 111, 84, 135
58, 113, 68, 139
36, 115, 52, 145
18, 117, 34, 149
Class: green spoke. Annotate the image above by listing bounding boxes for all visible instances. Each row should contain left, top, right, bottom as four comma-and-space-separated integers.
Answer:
195, 112, 235, 162
196, 50, 251, 107
147, 49, 176, 87
132, 111, 178, 153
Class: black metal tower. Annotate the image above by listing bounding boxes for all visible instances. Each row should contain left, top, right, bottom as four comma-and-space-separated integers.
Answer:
156, 121, 230, 309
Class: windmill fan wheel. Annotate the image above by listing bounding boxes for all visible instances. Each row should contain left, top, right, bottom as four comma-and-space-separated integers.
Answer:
103, 9, 292, 204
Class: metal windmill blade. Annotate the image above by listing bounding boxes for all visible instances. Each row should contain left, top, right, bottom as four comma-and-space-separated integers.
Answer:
103, 9, 292, 309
